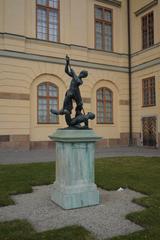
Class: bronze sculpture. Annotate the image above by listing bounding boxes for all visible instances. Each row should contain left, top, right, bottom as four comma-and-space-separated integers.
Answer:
51, 55, 95, 128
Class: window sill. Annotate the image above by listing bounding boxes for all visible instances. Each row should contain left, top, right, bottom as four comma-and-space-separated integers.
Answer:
142, 44, 154, 51
37, 122, 59, 125
142, 104, 156, 108
96, 122, 114, 124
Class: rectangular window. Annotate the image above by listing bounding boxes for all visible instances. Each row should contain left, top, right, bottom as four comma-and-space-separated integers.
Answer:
142, 76, 155, 107
95, 6, 113, 51
142, 11, 154, 49
36, 0, 60, 42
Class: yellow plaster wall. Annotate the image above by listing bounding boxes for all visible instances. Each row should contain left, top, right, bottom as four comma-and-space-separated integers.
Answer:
132, 66, 160, 134
4, 0, 26, 36
0, 99, 30, 135
0, 55, 129, 141
130, 0, 160, 53
1, 0, 128, 52
130, 0, 160, 145
1, 0, 159, 146
0, 0, 4, 32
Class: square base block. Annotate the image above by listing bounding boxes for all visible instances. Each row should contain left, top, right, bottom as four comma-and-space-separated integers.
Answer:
50, 129, 101, 210
51, 183, 99, 209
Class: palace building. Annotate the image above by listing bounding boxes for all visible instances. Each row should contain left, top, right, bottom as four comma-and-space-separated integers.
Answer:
0, 0, 160, 149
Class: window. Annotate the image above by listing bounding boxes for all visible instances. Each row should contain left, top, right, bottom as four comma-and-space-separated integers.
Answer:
142, 11, 154, 49
142, 77, 155, 106
97, 88, 113, 123
36, 0, 60, 42
37, 82, 59, 123
95, 5, 113, 51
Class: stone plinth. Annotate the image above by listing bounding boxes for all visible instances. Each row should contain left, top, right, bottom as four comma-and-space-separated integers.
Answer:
49, 129, 101, 209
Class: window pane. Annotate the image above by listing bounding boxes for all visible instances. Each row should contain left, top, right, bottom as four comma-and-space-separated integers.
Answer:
96, 8, 102, 19
49, 10, 58, 41
96, 23, 102, 49
37, 9, 47, 40
49, 10, 58, 24
143, 77, 155, 106
148, 12, 154, 46
95, 6, 113, 51
142, 12, 154, 49
36, 1, 59, 42
50, 114, 58, 123
104, 10, 112, 21
38, 84, 47, 96
38, 98, 47, 123
38, 83, 59, 123
97, 88, 113, 123
104, 89, 112, 101
38, 98, 47, 105
49, 99, 58, 108
49, 98, 58, 123
49, 0, 58, 8
97, 89, 103, 100
49, 85, 58, 97
38, 115, 47, 123
37, 0, 47, 6
104, 24, 112, 51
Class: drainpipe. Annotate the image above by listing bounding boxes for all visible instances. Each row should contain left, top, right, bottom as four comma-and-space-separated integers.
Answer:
127, 0, 133, 145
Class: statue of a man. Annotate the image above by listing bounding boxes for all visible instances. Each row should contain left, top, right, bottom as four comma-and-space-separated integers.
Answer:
51, 55, 95, 128
51, 55, 87, 117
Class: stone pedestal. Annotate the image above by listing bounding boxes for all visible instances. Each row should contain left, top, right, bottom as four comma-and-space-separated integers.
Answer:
49, 129, 101, 209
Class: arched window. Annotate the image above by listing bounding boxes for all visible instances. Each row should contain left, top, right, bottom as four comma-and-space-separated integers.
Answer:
96, 87, 113, 124
37, 82, 58, 123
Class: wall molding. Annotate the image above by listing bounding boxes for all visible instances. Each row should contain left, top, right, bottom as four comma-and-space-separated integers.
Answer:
119, 100, 129, 105
132, 42, 160, 57
83, 98, 91, 104
0, 32, 128, 57
0, 50, 160, 74
132, 57, 160, 73
0, 49, 160, 74
1, 32, 159, 59
0, 50, 129, 73
95, 0, 121, 8
0, 92, 30, 100
135, 0, 158, 16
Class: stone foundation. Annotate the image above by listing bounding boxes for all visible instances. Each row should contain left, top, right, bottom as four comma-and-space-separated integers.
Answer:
30, 141, 55, 150
0, 132, 154, 150
132, 132, 142, 146
120, 133, 129, 146
0, 135, 30, 150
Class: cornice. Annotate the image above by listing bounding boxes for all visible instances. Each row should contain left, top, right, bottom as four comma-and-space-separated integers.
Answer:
135, 0, 158, 16
95, 0, 121, 8
0, 32, 128, 57
0, 50, 129, 73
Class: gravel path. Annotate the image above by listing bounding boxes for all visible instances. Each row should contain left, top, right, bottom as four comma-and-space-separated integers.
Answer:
0, 185, 145, 239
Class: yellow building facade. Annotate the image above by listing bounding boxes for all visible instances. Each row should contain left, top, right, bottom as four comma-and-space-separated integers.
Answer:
0, 0, 159, 149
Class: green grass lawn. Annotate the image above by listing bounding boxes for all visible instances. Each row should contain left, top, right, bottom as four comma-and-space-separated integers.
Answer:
0, 157, 160, 240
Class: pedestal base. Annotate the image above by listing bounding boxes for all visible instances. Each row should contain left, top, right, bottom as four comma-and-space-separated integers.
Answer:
51, 183, 99, 209
49, 129, 101, 210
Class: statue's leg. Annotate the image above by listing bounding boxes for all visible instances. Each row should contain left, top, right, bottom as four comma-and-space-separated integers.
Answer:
50, 108, 64, 115
51, 91, 73, 116
65, 111, 72, 127
75, 101, 83, 117
63, 92, 73, 114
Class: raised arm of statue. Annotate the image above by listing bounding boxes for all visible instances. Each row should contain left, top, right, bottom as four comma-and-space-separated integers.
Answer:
65, 55, 76, 78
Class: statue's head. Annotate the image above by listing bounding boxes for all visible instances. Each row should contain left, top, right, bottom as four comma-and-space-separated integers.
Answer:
87, 112, 95, 120
79, 70, 88, 79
